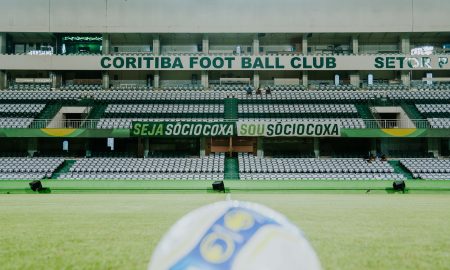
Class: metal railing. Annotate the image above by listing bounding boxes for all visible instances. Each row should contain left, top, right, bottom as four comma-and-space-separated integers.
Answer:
362, 119, 430, 129
23, 118, 434, 129
29, 119, 99, 129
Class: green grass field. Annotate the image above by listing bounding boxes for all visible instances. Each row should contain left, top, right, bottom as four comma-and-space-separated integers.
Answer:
1, 193, 450, 270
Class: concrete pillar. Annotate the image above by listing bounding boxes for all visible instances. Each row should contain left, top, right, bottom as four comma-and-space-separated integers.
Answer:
200, 137, 206, 157
257, 137, 264, 158
428, 138, 439, 158
201, 71, 209, 88
102, 71, 110, 89
153, 37, 160, 55
401, 71, 411, 87
85, 140, 91, 158
370, 138, 377, 156
302, 71, 308, 87
0, 33, 6, 54
0, 33, 6, 89
380, 138, 388, 156
302, 34, 308, 54
50, 72, 57, 89
102, 33, 110, 54
56, 73, 63, 88
202, 36, 209, 54
351, 35, 359, 55
28, 138, 38, 157
313, 138, 320, 158
253, 71, 260, 89
350, 72, 360, 87
154, 72, 160, 88
400, 36, 410, 54
144, 138, 149, 158
448, 139, 450, 155
0, 71, 6, 90
253, 35, 259, 56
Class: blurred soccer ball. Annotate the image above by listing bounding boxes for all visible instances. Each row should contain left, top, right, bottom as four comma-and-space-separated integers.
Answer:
149, 200, 321, 270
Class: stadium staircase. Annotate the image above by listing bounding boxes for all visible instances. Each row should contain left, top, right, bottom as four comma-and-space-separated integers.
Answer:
51, 160, 76, 179
401, 103, 425, 120
224, 157, 240, 180
388, 160, 413, 180
224, 98, 238, 120
34, 102, 63, 121
355, 103, 375, 126
82, 103, 107, 128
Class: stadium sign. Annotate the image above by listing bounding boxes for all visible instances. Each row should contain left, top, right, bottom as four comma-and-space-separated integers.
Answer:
1, 55, 449, 70
237, 121, 340, 137
99, 55, 450, 70
374, 56, 449, 69
131, 122, 235, 137
100, 55, 337, 70
131, 121, 340, 137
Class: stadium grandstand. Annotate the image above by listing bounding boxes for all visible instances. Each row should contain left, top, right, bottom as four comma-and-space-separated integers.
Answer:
2, 1, 450, 270
0, 0, 449, 183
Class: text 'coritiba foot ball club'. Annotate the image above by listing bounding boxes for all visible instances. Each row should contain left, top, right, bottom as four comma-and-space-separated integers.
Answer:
149, 200, 321, 270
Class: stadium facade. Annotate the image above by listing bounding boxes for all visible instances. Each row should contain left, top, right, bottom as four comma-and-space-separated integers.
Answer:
1, 0, 450, 181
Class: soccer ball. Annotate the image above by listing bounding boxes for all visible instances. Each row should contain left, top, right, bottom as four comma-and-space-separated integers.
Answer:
149, 200, 321, 270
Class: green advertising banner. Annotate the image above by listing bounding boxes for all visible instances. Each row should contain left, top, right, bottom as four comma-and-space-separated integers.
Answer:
236, 121, 341, 137
131, 122, 235, 137
1, 126, 450, 138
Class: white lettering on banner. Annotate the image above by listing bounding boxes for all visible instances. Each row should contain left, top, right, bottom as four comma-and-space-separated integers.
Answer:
236, 121, 341, 137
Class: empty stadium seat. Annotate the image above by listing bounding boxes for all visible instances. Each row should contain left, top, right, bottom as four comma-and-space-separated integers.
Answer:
237, 153, 404, 180
400, 158, 450, 180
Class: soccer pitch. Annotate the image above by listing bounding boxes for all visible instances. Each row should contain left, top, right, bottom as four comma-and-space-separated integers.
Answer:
1, 193, 449, 270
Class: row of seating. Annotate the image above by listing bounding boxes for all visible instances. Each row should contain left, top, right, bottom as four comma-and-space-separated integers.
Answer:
238, 154, 394, 173
8, 84, 51, 91
93, 91, 225, 101
97, 117, 223, 129
4, 83, 450, 92
0, 155, 448, 180
239, 173, 405, 180
235, 91, 377, 101
111, 85, 151, 91
57, 172, 223, 180
160, 85, 205, 91
237, 118, 365, 128
416, 104, 450, 114
1, 90, 448, 102
212, 85, 254, 92
400, 158, 450, 174
0, 91, 82, 101
315, 85, 357, 91
411, 173, 450, 180
68, 155, 225, 173
0, 173, 50, 180
265, 85, 307, 91
388, 91, 450, 101
0, 157, 64, 173
60, 85, 102, 91
367, 84, 409, 91
104, 104, 223, 114
0, 103, 46, 114
427, 118, 450, 128
0, 117, 34, 128
238, 104, 357, 114
415, 84, 450, 91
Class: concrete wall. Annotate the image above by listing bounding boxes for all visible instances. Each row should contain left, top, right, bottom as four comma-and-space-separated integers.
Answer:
1, 0, 449, 33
